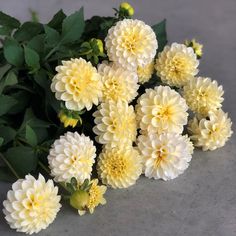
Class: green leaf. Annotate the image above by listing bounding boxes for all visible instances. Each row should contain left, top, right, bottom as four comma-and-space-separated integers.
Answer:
0, 11, 20, 29
0, 26, 12, 36
0, 126, 16, 145
0, 64, 11, 80
3, 39, 24, 67
152, 19, 167, 53
0, 95, 18, 116
27, 34, 45, 55
25, 125, 38, 146
61, 8, 85, 44
44, 25, 60, 47
0, 137, 4, 146
0, 166, 16, 182
48, 9, 66, 30
24, 46, 40, 72
5, 146, 38, 176
14, 22, 43, 41
0, 70, 18, 94
8, 91, 30, 114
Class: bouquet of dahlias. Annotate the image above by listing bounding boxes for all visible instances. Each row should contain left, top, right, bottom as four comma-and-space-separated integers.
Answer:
0, 2, 233, 234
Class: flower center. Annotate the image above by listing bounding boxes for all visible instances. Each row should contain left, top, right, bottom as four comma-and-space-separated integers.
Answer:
108, 156, 127, 177
154, 146, 167, 167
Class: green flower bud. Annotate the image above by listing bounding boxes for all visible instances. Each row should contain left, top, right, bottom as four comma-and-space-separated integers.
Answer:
120, 2, 134, 16
70, 190, 89, 210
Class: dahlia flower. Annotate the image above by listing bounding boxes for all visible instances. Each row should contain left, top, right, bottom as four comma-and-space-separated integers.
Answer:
51, 58, 103, 111
3, 174, 61, 235
136, 85, 188, 134
155, 43, 199, 87
48, 132, 96, 183
137, 61, 155, 84
105, 19, 157, 71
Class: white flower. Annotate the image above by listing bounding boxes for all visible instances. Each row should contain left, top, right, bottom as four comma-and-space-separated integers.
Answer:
188, 109, 233, 151
136, 86, 188, 134
138, 133, 192, 180
3, 174, 61, 235
98, 62, 139, 103
155, 43, 199, 87
105, 19, 158, 71
48, 132, 96, 183
51, 58, 103, 111
137, 61, 155, 84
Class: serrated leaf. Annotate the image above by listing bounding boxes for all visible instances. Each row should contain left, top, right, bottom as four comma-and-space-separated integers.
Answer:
14, 22, 43, 41
5, 146, 38, 176
3, 39, 24, 67
61, 8, 85, 44
0, 126, 16, 145
48, 9, 66, 30
44, 25, 60, 47
25, 125, 38, 146
0, 11, 20, 29
0, 95, 18, 116
152, 19, 167, 53
24, 46, 40, 72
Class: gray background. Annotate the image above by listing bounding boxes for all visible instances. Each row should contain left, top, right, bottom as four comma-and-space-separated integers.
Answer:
0, 0, 236, 235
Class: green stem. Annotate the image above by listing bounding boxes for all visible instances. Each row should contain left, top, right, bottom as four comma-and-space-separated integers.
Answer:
45, 45, 59, 61
38, 161, 70, 193
0, 153, 20, 179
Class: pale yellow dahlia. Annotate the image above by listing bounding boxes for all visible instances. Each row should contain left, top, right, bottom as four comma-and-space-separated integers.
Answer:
51, 58, 103, 111
155, 43, 199, 87
138, 133, 192, 180
105, 19, 158, 71
93, 100, 137, 148
188, 110, 233, 151
98, 63, 139, 103
137, 61, 155, 84
136, 86, 188, 134
97, 146, 142, 188
48, 132, 96, 184
183, 77, 224, 116
3, 174, 61, 235
183, 134, 194, 155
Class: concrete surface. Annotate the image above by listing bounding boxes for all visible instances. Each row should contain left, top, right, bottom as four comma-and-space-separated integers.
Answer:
0, 0, 236, 235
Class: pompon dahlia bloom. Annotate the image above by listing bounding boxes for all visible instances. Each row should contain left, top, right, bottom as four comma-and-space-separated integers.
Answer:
93, 100, 137, 147
51, 58, 103, 111
138, 133, 192, 180
188, 110, 233, 151
136, 85, 188, 134
48, 132, 96, 183
97, 146, 142, 188
98, 63, 139, 103
3, 174, 61, 235
105, 19, 158, 71
137, 61, 155, 84
155, 43, 199, 87
183, 77, 224, 116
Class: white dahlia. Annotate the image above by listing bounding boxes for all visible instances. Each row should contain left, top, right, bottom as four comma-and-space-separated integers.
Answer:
183, 77, 224, 116
98, 63, 139, 103
136, 85, 188, 134
97, 146, 142, 188
3, 174, 61, 235
51, 58, 103, 111
105, 19, 158, 71
155, 43, 199, 87
137, 61, 155, 84
138, 133, 192, 180
188, 109, 233, 151
93, 100, 137, 148
48, 132, 96, 183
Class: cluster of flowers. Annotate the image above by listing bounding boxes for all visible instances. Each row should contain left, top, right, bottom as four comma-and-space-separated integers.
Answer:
2, 2, 233, 235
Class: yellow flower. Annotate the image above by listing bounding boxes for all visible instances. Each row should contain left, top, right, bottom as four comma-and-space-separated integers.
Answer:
3, 174, 61, 235
183, 77, 224, 116
188, 109, 233, 151
86, 179, 107, 214
137, 61, 155, 84
120, 2, 134, 16
48, 132, 96, 184
97, 146, 142, 188
105, 19, 157, 71
58, 110, 81, 128
93, 100, 137, 148
98, 62, 139, 103
136, 86, 188, 134
51, 58, 103, 111
185, 39, 203, 58
155, 43, 199, 87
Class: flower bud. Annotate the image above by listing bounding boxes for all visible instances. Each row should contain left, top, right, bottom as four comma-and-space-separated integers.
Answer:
70, 190, 89, 211
184, 39, 203, 59
58, 109, 82, 128
120, 2, 134, 16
